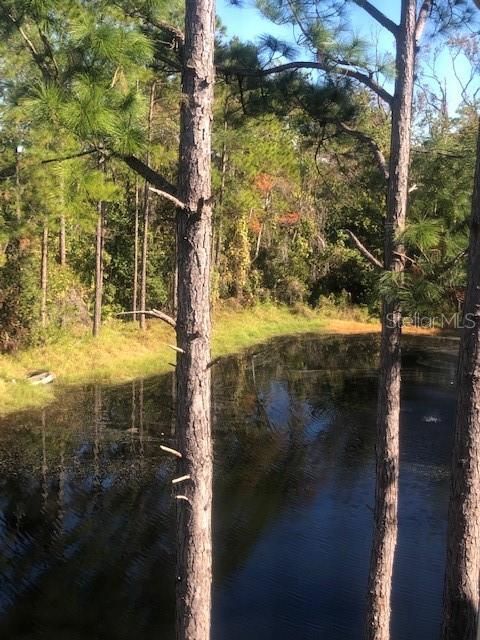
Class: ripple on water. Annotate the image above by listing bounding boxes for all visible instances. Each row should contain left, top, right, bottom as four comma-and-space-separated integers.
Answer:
0, 334, 458, 640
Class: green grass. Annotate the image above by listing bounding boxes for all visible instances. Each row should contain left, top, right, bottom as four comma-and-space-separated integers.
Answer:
0, 303, 378, 417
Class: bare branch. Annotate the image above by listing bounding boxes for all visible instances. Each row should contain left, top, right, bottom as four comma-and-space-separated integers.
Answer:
207, 356, 223, 369
345, 229, 384, 269
352, 1, 399, 36
393, 251, 416, 265
416, 0, 433, 43
168, 344, 185, 354
218, 61, 394, 106
337, 121, 389, 180
149, 186, 186, 209
151, 309, 178, 329
160, 445, 182, 458
448, 42, 479, 109
6, 13, 53, 81
37, 26, 59, 77
117, 309, 177, 329
18, 24, 40, 58
285, 0, 314, 46
115, 3, 184, 45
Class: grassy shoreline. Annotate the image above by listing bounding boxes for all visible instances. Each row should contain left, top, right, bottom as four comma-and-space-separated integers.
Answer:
0, 304, 435, 417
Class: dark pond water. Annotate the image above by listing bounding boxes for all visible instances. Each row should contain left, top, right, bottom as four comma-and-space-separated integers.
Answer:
0, 334, 459, 640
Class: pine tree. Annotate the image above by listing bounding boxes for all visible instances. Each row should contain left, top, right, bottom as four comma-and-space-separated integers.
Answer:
243, 2, 475, 638
442, 7, 480, 636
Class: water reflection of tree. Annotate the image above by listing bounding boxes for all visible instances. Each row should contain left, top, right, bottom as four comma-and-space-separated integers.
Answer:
213, 335, 380, 579
0, 443, 176, 638
0, 334, 394, 638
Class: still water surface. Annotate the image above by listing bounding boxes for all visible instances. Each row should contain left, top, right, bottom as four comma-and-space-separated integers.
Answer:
0, 334, 458, 639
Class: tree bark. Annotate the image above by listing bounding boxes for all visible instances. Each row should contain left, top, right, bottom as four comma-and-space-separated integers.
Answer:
442, 117, 480, 640
59, 214, 66, 267
93, 200, 104, 337
140, 189, 150, 330
133, 179, 140, 322
15, 147, 21, 222
175, 0, 215, 638
41, 223, 48, 329
140, 82, 156, 331
213, 117, 228, 273
173, 225, 179, 317
365, 2, 417, 639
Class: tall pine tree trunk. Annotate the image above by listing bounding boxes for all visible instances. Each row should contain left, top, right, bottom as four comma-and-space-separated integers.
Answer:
213, 117, 228, 275
442, 117, 480, 640
140, 193, 150, 331
140, 82, 156, 331
41, 223, 48, 329
366, 2, 416, 639
93, 201, 104, 337
133, 179, 140, 322
15, 147, 21, 223
59, 215, 66, 267
175, 0, 215, 637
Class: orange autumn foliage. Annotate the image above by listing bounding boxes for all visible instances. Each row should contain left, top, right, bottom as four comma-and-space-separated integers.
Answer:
255, 173, 275, 194
249, 215, 262, 234
278, 211, 300, 226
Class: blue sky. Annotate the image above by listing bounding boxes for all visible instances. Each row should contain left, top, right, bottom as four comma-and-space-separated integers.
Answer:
216, 0, 477, 114
217, 0, 398, 42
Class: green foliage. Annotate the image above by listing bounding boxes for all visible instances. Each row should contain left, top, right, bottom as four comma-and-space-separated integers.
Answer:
0, 246, 40, 351
0, 0, 476, 354
401, 218, 442, 253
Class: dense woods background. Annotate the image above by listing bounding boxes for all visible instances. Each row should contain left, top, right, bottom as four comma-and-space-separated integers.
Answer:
0, 0, 477, 352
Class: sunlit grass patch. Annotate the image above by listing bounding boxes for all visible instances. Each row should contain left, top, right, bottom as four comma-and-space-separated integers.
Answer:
0, 302, 392, 417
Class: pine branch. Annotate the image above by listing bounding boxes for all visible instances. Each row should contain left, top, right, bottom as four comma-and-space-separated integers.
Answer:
352, 1, 399, 36
0, 149, 98, 180
42, 149, 98, 165
345, 229, 384, 269
120, 154, 178, 199
1, 151, 182, 217
220, 61, 393, 105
